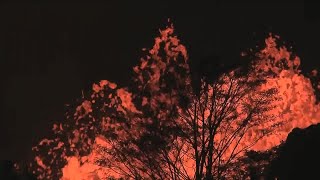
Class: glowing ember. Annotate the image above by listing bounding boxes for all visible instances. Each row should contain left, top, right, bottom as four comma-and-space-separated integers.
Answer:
29, 23, 320, 179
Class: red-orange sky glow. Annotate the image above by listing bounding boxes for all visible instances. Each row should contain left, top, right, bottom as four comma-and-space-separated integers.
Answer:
29, 23, 320, 180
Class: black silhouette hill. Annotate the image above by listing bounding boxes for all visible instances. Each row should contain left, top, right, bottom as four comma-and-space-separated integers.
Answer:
267, 123, 320, 179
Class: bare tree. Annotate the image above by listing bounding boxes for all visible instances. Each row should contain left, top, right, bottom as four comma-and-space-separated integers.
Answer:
91, 24, 280, 179
30, 24, 281, 180
179, 70, 278, 179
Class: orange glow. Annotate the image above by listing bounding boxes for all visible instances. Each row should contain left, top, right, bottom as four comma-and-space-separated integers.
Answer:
248, 35, 320, 151
29, 24, 320, 179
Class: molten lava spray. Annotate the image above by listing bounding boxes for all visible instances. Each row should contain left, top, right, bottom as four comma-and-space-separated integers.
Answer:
30, 24, 320, 179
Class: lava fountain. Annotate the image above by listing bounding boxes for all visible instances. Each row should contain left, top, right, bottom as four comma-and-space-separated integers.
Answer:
28, 23, 320, 179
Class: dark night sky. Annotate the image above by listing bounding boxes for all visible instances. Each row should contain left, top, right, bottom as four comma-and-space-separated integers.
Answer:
0, 2, 312, 161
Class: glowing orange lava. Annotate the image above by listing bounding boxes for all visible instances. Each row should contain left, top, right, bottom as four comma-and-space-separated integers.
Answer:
30, 24, 320, 179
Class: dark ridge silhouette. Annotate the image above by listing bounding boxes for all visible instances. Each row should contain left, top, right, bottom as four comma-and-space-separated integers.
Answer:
242, 123, 320, 179
237, 123, 320, 179
267, 123, 320, 179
